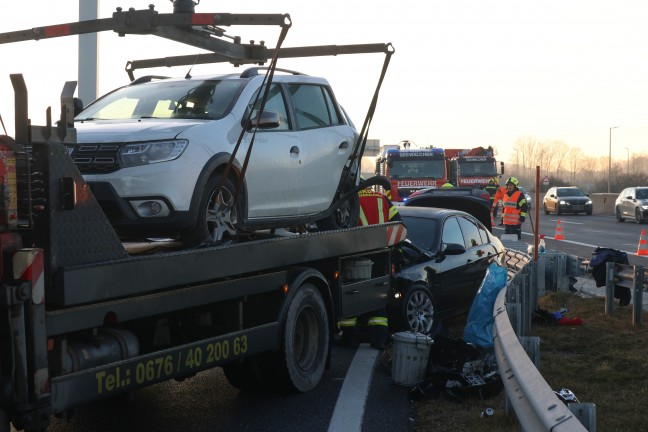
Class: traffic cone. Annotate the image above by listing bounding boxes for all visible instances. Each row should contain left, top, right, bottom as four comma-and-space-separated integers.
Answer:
554, 219, 565, 240
637, 229, 648, 256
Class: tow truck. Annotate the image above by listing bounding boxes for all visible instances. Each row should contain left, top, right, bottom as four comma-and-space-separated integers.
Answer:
0, 3, 404, 431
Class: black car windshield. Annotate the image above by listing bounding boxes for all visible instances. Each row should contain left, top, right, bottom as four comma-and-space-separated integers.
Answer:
76, 79, 245, 121
636, 189, 648, 200
557, 188, 585, 197
399, 216, 439, 251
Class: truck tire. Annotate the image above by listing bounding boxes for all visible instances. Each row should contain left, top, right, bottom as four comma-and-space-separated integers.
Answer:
273, 283, 329, 392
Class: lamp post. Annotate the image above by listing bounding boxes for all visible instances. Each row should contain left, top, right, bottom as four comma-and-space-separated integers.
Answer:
626, 147, 630, 174
608, 126, 619, 193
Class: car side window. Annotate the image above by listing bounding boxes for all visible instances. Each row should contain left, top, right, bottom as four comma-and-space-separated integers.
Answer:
247, 84, 290, 130
287, 84, 332, 129
457, 216, 483, 247
442, 217, 465, 249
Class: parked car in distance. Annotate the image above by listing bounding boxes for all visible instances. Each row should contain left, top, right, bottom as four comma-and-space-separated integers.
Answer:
615, 187, 648, 224
73, 68, 362, 246
543, 186, 592, 215
388, 206, 505, 335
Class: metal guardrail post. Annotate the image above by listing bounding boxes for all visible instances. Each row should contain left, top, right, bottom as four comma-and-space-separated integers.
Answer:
605, 262, 615, 315
519, 273, 529, 336
556, 253, 568, 292
519, 336, 540, 367
633, 266, 644, 327
537, 254, 547, 295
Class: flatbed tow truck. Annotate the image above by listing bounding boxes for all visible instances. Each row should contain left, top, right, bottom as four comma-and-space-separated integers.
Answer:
0, 3, 403, 431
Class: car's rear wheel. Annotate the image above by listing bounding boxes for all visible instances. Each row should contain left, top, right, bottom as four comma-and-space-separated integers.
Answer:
402, 285, 436, 335
181, 175, 242, 247
636, 208, 643, 224
616, 207, 625, 222
315, 190, 360, 231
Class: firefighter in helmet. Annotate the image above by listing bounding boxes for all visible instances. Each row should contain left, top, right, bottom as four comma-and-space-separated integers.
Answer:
337, 183, 400, 350
441, 181, 454, 189
491, 177, 508, 226
502, 177, 528, 240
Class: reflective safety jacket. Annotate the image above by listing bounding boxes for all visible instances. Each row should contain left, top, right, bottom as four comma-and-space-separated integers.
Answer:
358, 189, 400, 226
492, 186, 507, 210
502, 188, 528, 226
484, 184, 498, 204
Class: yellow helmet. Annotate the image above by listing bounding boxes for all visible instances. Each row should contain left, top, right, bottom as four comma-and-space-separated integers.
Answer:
505, 177, 519, 187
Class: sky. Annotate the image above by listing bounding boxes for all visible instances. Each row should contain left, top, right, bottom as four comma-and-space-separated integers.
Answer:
1, 1, 648, 165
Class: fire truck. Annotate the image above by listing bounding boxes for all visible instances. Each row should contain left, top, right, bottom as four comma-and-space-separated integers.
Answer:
444, 146, 504, 188
374, 144, 447, 202
0, 3, 405, 431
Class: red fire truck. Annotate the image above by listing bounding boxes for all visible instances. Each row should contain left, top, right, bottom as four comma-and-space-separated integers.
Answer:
374, 146, 447, 202
444, 146, 504, 188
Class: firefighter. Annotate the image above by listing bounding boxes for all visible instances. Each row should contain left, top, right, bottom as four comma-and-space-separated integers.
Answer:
441, 181, 454, 189
491, 178, 508, 226
502, 177, 528, 240
337, 186, 400, 350
484, 177, 499, 227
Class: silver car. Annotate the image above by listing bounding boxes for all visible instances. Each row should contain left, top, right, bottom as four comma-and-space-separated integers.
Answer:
74, 69, 361, 246
615, 187, 648, 224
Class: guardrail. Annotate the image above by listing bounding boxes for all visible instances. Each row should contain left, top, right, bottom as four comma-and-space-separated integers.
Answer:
495, 249, 593, 431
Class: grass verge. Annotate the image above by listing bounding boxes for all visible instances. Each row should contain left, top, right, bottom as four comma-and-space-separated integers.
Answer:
415, 292, 648, 431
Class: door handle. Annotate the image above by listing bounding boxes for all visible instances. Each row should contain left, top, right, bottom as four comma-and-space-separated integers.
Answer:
290, 146, 300, 154
338, 141, 349, 150
346, 289, 360, 295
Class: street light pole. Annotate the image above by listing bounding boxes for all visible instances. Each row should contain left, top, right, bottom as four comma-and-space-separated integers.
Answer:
608, 126, 619, 193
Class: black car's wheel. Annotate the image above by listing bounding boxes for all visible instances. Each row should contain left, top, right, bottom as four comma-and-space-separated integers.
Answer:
616, 207, 625, 222
543, 204, 549, 215
181, 175, 243, 247
316, 190, 360, 231
556, 205, 562, 216
636, 208, 643, 224
585, 210, 592, 215
401, 285, 436, 335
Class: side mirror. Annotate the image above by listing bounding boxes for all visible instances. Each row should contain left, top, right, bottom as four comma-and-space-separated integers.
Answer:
244, 110, 280, 130
73, 97, 84, 116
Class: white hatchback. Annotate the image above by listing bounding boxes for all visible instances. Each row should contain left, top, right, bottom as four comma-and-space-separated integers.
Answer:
73, 68, 361, 245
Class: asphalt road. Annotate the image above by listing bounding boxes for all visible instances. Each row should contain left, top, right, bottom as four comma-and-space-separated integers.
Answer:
41, 344, 414, 432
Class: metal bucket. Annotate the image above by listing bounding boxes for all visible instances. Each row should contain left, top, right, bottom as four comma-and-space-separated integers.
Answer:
391, 331, 433, 387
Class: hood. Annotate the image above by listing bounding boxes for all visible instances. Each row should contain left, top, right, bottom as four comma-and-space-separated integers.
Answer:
75, 119, 206, 143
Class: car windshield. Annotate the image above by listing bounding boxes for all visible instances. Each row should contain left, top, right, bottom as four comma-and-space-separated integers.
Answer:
399, 216, 439, 251
76, 79, 246, 121
557, 188, 585, 197
636, 189, 648, 200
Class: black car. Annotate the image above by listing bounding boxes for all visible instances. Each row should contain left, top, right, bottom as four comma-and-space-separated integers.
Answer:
389, 206, 505, 335
543, 186, 592, 215
615, 186, 648, 224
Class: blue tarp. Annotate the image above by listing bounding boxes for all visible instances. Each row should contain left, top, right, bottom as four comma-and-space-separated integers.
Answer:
463, 263, 508, 348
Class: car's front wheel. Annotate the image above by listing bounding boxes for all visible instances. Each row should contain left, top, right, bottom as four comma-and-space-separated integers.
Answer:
543, 204, 549, 215
181, 175, 242, 247
636, 208, 643, 224
401, 285, 436, 335
616, 207, 625, 222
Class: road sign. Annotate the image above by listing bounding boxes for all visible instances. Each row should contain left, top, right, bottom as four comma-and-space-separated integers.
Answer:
542, 176, 549, 185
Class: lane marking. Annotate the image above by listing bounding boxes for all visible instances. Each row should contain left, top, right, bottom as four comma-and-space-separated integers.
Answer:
328, 344, 378, 432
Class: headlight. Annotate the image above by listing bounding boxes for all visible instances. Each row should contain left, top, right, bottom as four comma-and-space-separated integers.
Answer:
586, 200, 592, 205
120, 140, 188, 167
559, 200, 567, 205
642, 205, 648, 210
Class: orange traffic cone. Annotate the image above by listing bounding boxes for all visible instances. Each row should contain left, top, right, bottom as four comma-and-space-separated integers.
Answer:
554, 219, 565, 240
637, 229, 648, 256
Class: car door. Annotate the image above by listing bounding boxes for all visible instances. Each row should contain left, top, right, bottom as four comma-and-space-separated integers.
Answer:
622, 188, 634, 218
244, 83, 304, 218
545, 187, 556, 212
284, 83, 356, 215
456, 216, 493, 298
433, 216, 476, 316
